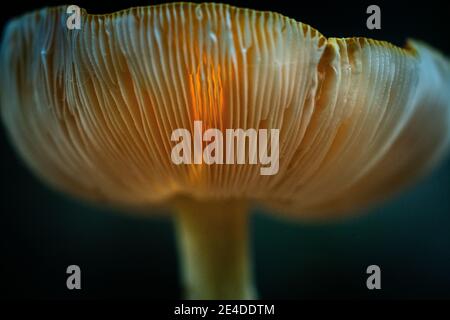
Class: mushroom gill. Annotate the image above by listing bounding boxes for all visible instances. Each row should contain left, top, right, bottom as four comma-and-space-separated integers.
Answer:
1, 3, 449, 299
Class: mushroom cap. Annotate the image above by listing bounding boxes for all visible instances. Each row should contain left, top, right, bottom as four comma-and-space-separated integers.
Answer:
1, 3, 449, 218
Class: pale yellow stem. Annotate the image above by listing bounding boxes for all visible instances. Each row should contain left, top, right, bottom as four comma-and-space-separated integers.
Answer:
174, 197, 255, 300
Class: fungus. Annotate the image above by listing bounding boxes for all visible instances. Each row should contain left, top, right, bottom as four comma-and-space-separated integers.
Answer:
1, 3, 449, 299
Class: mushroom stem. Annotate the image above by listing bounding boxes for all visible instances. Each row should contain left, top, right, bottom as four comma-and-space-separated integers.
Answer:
174, 197, 255, 299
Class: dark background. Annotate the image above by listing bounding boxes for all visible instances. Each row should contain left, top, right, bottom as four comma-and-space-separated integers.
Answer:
1, 0, 449, 299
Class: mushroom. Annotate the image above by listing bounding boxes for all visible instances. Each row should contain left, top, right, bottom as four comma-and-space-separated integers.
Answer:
1, 3, 449, 299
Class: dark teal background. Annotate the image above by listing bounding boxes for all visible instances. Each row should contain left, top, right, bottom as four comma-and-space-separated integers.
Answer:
1, 0, 449, 299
